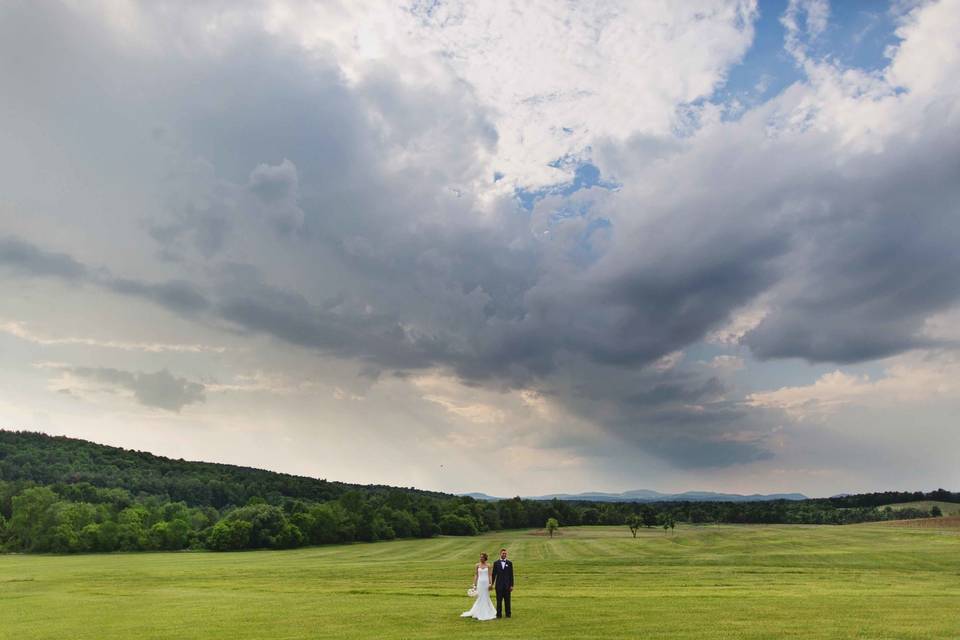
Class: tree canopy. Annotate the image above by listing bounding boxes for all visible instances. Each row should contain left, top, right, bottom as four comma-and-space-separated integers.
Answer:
0, 430, 953, 554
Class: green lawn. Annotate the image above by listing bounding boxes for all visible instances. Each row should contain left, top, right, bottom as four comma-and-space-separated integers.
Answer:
2, 524, 959, 639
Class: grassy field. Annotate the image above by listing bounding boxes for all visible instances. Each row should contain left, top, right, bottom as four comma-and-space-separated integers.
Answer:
3, 524, 960, 639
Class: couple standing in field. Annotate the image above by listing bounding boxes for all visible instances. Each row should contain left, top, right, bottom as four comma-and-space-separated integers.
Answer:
460, 548, 514, 621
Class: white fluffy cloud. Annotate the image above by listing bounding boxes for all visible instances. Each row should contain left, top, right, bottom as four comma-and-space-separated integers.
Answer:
127, 0, 759, 189
747, 350, 960, 421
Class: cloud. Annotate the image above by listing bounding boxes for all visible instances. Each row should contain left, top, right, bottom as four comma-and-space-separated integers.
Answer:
747, 349, 960, 421
0, 236, 87, 279
0, 233, 214, 319
526, 355, 779, 468
105, 278, 211, 316
706, 355, 745, 372
782, 0, 831, 64
205, 370, 318, 395
53, 366, 206, 412
1, 0, 959, 479
266, 0, 759, 187
248, 158, 298, 202
0, 320, 224, 353
739, 131, 960, 362
706, 304, 768, 345
246, 158, 305, 232
213, 279, 447, 370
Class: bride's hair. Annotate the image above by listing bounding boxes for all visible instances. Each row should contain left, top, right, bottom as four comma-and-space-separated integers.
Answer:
479, 552, 488, 562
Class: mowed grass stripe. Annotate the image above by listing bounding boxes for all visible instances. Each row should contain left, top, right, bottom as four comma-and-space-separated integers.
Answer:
2, 525, 960, 639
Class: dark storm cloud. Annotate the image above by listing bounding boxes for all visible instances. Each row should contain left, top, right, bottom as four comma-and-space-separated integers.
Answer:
66, 366, 205, 412
0, 236, 87, 279
215, 288, 449, 370
646, 434, 774, 469
106, 278, 211, 316
743, 121, 960, 363
0, 236, 213, 318
1, 233, 769, 469
623, 376, 727, 408
544, 361, 778, 467
545, 228, 788, 368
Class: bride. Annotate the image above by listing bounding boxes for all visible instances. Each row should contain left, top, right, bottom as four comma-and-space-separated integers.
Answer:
461, 552, 497, 621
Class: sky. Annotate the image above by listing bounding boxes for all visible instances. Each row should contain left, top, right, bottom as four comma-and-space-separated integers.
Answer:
1, 0, 958, 498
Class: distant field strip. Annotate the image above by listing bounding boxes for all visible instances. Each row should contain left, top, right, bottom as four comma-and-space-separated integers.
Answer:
881, 501, 960, 516
2, 524, 959, 639
882, 515, 960, 529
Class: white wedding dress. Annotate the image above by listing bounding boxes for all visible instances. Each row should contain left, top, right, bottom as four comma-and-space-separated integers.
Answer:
460, 566, 497, 621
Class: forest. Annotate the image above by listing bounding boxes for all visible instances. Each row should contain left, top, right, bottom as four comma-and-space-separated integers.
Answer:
0, 431, 952, 553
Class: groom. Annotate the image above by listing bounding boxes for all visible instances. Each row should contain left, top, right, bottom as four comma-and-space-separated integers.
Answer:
491, 547, 514, 618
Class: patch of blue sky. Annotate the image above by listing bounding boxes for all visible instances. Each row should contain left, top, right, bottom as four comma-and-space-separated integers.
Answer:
514, 161, 620, 211
547, 200, 593, 224
713, 0, 802, 113
704, 1, 902, 124
510, 158, 617, 265
809, 1, 902, 74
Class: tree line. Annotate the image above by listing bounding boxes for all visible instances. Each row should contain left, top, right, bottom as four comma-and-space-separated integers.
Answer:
0, 479, 581, 553
0, 431, 953, 553
0, 431, 581, 552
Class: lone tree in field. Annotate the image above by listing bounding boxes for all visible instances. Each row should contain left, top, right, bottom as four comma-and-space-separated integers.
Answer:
658, 512, 676, 534
931, 505, 943, 517
546, 517, 559, 538
627, 514, 641, 538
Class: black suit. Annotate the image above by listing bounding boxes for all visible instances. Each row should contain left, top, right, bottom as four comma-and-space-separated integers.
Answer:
491, 558, 514, 618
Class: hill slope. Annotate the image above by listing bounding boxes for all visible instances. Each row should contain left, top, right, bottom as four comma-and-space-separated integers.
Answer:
0, 430, 450, 509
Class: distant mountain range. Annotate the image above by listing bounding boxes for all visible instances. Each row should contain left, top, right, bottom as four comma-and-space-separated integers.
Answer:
461, 489, 809, 503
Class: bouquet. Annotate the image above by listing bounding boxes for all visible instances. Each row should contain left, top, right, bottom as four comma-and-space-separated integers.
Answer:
467, 586, 478, 597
